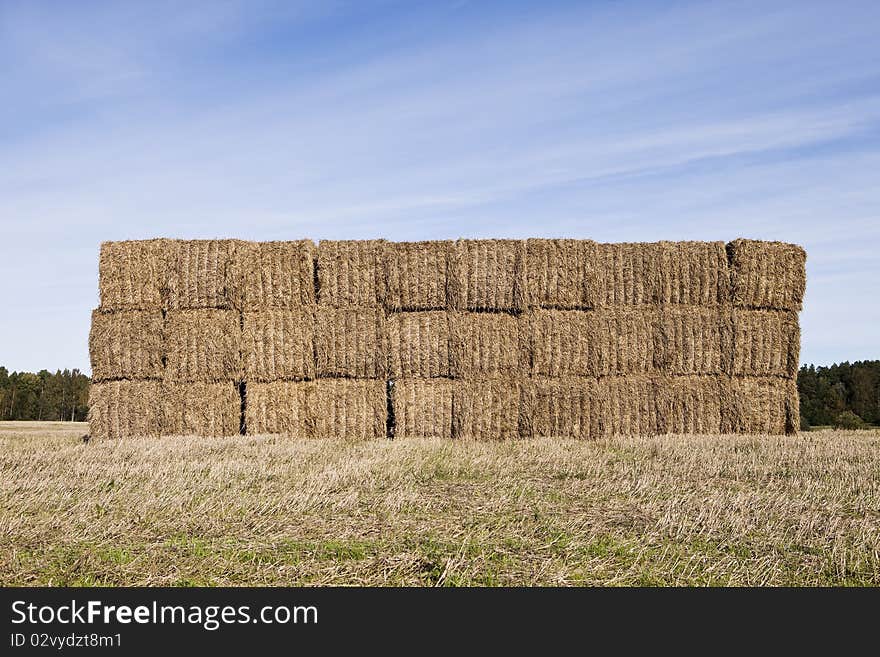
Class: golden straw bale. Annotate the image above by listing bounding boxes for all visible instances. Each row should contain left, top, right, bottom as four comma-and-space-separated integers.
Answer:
595, 242, 661, 306
652, 306, 723, 375
452, 380, 521, 440
728, 309, 800, 377
164, 309, 242, 383
656, 241, 728, 305
245, 381, 315, 436
162, 382, 241, 437
387, 311, 452, 378
384, 241, 452, 311
449, 239, 526, 311
720, 376, 799, 435
524, 239, 598, 309
236, 240, 316, 309
317, 240, 386, 307
88, 380, 162, 439
167, 239, 242, 310
655, 376, 722, 434
98, 239, 169, 311
315, 306, 388, 378
450, 311, 524, 379
520, 377, 600, 439
595, 376, 659, 437
391, 379, 453, 438
242, 308, 315, 382
312, 379, 387, 440
727, 239, 807, 311
89, 309, 164, 381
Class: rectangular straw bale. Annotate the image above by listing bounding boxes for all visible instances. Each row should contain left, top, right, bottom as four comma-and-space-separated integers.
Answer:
164, 309, 242, 383
656, 241, 728, 305
242, 308, 315, 382
312, 379, 387, 440
727, 239, 807, 311
385, 241, 452, 310
88, 380, 162, 439
236, 240, 316, 309
595, 242, 661, 306
387, 311, 452, 378
317, 240, 386, 306
524, 239, 598, 309
391, 379, 453, 438
595, 376, 659, 437
89, 309, 164, 381
728, 309, 800, 377
449, 239, 526, 311
721, 376, 799, 435
98, 239, 169, 311
315, 306, 388, 378
452, 380, 521, 440
167, 239, 242, 310
451, 311, 524, 379
655, 376, 722, 434
520, 377, 600, 439
245, 381, 315, 436
162, 382, 241, 437
652, 306, 723, 375
591, 309, 653, 376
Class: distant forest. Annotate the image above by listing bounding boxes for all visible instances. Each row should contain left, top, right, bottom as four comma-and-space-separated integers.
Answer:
0, 362, 877, 428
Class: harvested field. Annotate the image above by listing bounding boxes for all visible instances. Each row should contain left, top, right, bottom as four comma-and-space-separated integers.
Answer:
391, 379, 454, 438
450, 239, 526, 311
315, 306, 388, 379
242, 308, 316, 382
4, 423, 877, 586
89, 309, 165, 381
164, 309, 242, 383
236, 240, 316, 309
728, 239, 807, 311
524, 238, 598, 309
167, 239, 241, 310
387, 311, 452, 378
161, 382, 241, 437
317, 240, 386, 307
98, 239, 169, 311
451, 311, 523, 379
384, 241, 451, 311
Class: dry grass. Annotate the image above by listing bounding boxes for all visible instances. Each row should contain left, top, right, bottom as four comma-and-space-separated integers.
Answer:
1, 422, 877, 586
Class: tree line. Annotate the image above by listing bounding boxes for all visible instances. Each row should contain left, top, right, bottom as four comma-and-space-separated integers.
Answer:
0, 362, 877, 428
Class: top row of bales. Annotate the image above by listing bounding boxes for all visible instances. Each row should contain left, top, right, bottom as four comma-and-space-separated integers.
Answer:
98, 238, 806, 313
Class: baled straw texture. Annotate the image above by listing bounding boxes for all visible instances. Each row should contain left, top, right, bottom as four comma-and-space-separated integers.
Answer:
236, 240, 316, 309
595, 241, 727, 306
728, 309, 800, 377
161, 382, 241, 437
652, 306, 723, 375
449, 239, 526, 311
524, 239, 598, 309
450, 311, 524, 379
245, 381, 315, 436
595, 376, 659, 437
88, 380, 162, 439
315, 306, 388, 379
98, 239, 169, 311
655, 376, 722, 435
721, 376, 799, 435
312, 379, 387, 440
164, 309, 242, 383
391, 379, 453, 438
387, 311, 452, 378
452, 380, 521, 440
727, 239, 806, 311
89, 309, 164, 381
242, 308, 315, 382
384, 241, 451, 311
520, 377, 600, 439
317, 240, 386, 307
167, 239, 242, 310
526, 309, 652, 377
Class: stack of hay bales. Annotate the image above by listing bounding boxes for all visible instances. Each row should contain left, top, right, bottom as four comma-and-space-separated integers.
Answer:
90, 237, 804, 440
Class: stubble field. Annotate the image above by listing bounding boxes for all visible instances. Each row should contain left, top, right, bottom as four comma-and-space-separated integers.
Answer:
1, 421, 878, 586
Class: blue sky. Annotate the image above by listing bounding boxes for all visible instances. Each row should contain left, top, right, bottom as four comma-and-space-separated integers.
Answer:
1, 0, 878, 373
